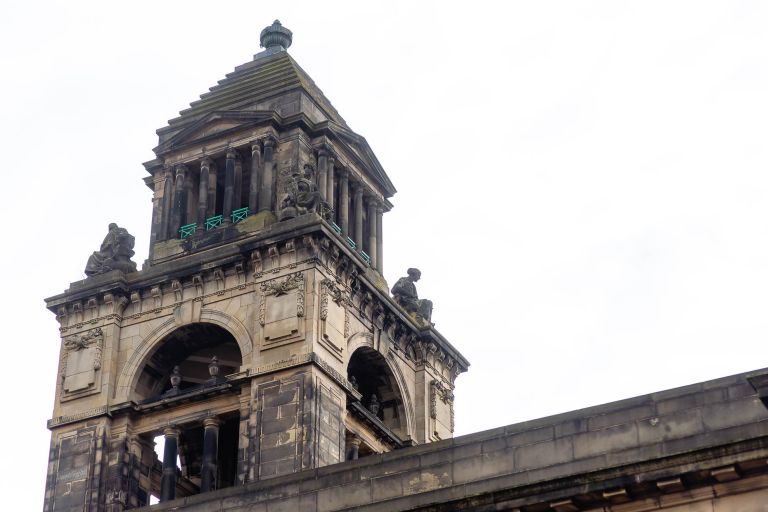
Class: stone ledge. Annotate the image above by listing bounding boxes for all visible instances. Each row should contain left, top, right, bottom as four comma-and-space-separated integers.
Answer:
139, 368, 768, 511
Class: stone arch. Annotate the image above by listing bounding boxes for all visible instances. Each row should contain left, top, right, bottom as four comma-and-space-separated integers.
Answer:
115, 310, 253, 402
347, 331, 374, 355
346, 345, 413, 440
384, 351, 415, 440
345, 331, 414, 439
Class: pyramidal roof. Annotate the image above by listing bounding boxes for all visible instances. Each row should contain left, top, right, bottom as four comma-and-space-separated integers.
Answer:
156, 20, 348, 145
150, 21, 395, 197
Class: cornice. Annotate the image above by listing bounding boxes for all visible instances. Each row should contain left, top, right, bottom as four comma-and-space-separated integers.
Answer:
46, 215, 469, 377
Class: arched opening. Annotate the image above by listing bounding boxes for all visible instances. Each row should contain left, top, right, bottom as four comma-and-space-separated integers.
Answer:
134, 323, 242, 401
346, 347, 408, 459
132, 323, 244, 503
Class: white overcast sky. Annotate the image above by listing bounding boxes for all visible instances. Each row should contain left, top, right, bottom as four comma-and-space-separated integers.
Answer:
2, 1, 768, 507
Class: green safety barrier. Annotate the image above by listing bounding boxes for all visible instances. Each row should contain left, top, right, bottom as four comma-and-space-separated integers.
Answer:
180, 223, 197, 238
205, 215, 223, 231
231, 207, 249, 224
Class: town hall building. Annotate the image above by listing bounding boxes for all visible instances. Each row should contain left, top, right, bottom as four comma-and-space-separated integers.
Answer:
44, 21, 768, 512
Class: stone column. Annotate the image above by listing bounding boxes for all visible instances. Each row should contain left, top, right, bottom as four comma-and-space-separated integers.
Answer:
339, 170, 349, 233
170, 165, 187, 237
207, 161, 217, 218
185, 165, 196, 224
327, 155, 335, 213
160, 426, 181, 502
223, 148, 237, 221
160, 168, 173, 240
233, 153, 243, 212
259, 137, 276, 213
353, 183, 364, 247
338, 169, 349, 236
376, 206, 384, 273
197, 158, 211, 226
346, 434, 361, 461
150, 173, 166, 248
200, 417, 221, 493
317, 148, 328, 201
368, 198, 378, 267
249, 141, 262, 213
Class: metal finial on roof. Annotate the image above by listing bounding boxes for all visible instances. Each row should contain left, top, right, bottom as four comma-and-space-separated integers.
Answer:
260, 20, 293, 51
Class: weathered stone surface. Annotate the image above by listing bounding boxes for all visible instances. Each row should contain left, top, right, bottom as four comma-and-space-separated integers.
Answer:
132, 368, 768, 511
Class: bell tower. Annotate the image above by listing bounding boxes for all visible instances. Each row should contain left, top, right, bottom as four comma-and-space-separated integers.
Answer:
43, 21, 468, 510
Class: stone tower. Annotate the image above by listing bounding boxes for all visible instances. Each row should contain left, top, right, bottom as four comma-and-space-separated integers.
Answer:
43, 21, 468, 510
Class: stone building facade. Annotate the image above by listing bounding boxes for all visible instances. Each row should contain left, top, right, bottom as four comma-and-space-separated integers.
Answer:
44, 20, 768, 512
43, 21, 467, 511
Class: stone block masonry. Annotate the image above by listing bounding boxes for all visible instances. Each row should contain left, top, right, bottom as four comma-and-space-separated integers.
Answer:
139, 368, 768, 511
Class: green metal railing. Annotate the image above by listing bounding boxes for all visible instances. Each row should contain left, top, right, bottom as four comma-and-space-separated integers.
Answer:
179, 223, 197, 238
205, 215, 223, 231
231, 207, 248, 224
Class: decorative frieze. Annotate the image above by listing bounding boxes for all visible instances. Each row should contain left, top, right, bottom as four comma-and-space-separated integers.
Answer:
151, 286, 162, 309
268, 245, 279, 270
171, 279, 183, 302
73, 301, 83, 323
130, 292, 141, 314
234, 261, 246, 287
213, 268, 225, 293
251, 249, 263, 277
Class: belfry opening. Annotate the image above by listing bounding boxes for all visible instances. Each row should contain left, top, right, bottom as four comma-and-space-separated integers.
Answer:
134, 323, 242, 401
125, 323, 246, 503
345, 347, 409, 459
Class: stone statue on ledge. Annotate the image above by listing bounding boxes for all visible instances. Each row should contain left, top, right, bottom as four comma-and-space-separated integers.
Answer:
391, 268, 433, 323
279, 164, 331, 221
84, 223, 138, 276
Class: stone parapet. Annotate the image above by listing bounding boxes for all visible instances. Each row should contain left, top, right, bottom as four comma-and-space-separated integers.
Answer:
138, 368, 768, 511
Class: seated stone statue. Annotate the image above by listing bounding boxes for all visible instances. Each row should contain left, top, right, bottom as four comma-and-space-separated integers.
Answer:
391, 268, 433, 323
84, 223, 138, 276
279, 165, 327, 221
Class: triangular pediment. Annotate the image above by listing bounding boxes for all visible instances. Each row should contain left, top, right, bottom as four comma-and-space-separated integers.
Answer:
155, 111, 281, 154
327, 123, 396, 197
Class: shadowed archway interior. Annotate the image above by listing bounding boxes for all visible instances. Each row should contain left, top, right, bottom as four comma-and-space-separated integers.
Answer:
135, 323, 242, 401
347, 346, 407, 438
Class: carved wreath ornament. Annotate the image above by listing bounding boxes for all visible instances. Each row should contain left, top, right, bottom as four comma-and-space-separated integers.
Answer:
60, 327, 104, 394
259, 272, 305, 326
62, 328, 104, 370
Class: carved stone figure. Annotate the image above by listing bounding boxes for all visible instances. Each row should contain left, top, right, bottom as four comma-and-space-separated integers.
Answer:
368, 394, 380, 416
208, 355, 221, 382
349, 375, 359, 390
279, 165, 330, 221
168, 366, 181, 394
84, 223, 138, 276
391, 268, 433, 322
